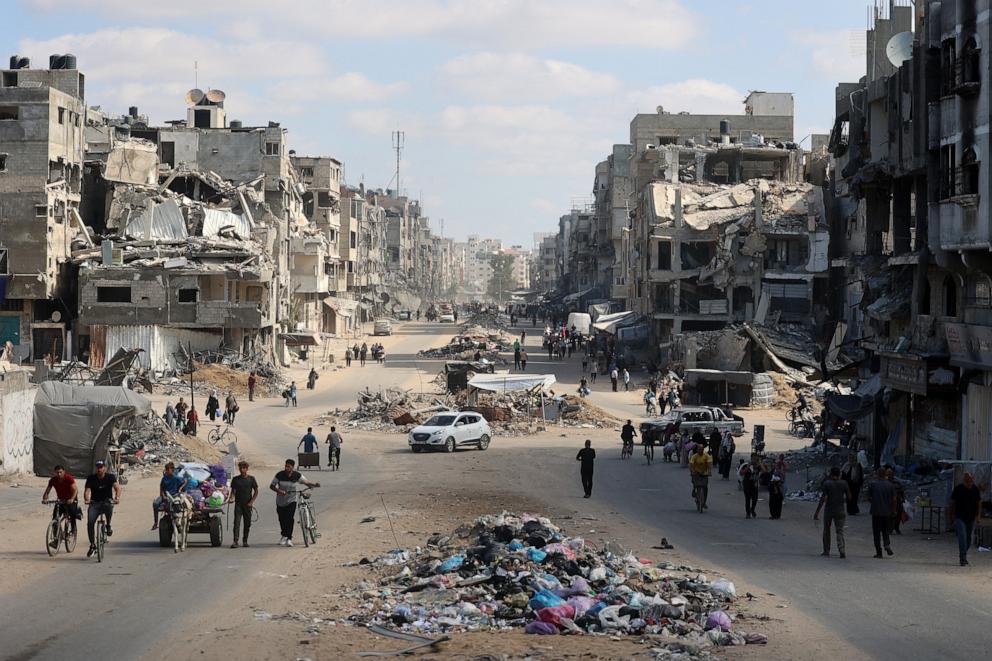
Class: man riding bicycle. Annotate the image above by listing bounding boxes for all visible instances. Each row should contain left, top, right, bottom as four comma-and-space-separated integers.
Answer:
42, 465, 80, 540
84, 460, 121, 557
620, 419, 637, 457
689, 445, 713, 510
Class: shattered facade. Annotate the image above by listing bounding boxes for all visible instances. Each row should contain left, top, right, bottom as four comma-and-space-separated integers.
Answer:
826, 1, 992, 463
0, 58, 86, 361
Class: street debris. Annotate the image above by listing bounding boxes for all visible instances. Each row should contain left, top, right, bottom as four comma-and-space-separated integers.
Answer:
339, 512, 769, 653
115, 413, 219, 467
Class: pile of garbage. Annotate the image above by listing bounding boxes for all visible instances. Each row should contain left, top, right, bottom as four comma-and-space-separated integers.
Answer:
318, 388, 455, 432
175, 462, 230, 510
460, 311, 510, 332
418, 336, 510, 363
345, 512, 768, 651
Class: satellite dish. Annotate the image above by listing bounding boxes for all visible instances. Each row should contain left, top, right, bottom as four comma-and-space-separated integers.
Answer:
886, 32, 913, 67
185, 88, 205, 105
206, 88, 226, 104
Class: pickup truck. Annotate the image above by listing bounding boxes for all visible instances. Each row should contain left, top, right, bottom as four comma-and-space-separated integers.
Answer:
639, 406, 744, 442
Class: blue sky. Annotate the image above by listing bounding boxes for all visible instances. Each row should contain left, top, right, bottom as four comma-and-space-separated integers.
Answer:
4, 0, 877, 247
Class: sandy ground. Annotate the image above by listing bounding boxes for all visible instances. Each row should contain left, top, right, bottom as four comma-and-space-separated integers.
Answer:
1, 320, 985, 660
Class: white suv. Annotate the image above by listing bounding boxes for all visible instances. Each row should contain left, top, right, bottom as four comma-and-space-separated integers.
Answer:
408, 412, 492, 453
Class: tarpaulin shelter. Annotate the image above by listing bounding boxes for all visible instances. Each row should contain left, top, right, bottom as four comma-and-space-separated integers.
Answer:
467, 373, 556, 393
592, 311, 638, 335
33, 382, 151, 476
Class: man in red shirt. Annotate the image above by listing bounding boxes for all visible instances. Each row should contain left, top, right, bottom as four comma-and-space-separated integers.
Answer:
42, 465, 80, 536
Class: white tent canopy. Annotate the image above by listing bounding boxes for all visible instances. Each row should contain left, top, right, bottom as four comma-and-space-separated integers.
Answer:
592, 311, 637, 334
468, 373, 556, 393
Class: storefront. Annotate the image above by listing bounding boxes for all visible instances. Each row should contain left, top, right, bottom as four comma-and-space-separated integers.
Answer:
945, 323, 992, 461
878, 352, 959, 461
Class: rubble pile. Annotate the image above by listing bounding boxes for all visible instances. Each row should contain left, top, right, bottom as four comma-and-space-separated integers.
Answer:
116, 414, 206, 466
158, 361, 285, 399
344, 512, 768, 651
460, 311, 511, 332
318, 388, 455, 432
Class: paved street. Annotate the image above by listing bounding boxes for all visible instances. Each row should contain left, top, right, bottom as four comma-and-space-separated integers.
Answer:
0, 320, 987, 661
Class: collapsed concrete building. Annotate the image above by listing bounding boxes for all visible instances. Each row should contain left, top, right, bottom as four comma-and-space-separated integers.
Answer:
0, 55, 86, 362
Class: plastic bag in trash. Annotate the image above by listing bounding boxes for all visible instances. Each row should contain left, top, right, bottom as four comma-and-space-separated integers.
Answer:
706, 610, 733, 632
508, 539, 524, 551
438, 555, 465, 573
528, 589, 565, 611
526, 547, 548, 563
524, 621, 558, 635
566, 596, 598, 617
537, 604, 576, 626
597, 605, 629, 630
710, 578, 736, 599
588, 566, 607, 582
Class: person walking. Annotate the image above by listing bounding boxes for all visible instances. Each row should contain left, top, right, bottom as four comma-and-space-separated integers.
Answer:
740, 454, 761, 519
708, 428, 722, 460
289, 381, 298, 407
814, 466, 851, 558
269, 459, 320, 547
225, 392, 239, 426
590, 363, 597, 384
345, 347, 353, 367
840, 452, 864, 515
326, 426, 343, 469
229, 460, 258, 548
185, 407, 199, 436
307, 367, 319, 390
622, 368, 631, 391
867, 469, 897, 558
768, 471, 785, 519
949, 471, 983, 566
576, 440, 596, 498
298, 427, 318, 455
247, 372, 257, 402
206, 391, 220, 422
520, 349, 528, 371
718, 431, 735, 480
514, 346, 521, 370
164, 402, 177, 432
610, 367, 619, 392
175, 397, 188, 427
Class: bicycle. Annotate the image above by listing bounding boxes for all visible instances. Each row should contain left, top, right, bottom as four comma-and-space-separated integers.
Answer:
691, 475, 709, 513
43, 500, 77, 557
621, 439, 633, 460
294, 485, 320, 547
88, 500, 117, 562
207, 424, 238, 446
643, 442, 655, 465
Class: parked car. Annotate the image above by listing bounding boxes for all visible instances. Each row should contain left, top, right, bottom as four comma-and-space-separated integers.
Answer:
439, 312, 456, 323
397, 310, 412, 321
373, 320, 392, 336
408, 412, 492, 453
639, 406, 744, 442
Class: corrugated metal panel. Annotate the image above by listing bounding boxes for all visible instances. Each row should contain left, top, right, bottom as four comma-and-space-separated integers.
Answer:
202, 209, 252, 239
966, 384, 991, 461
103, 325, 222, 372
123, 199, 189, 241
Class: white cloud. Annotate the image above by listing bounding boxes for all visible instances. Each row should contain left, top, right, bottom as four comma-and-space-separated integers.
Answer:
803, 30, 866, 82
19, 28, 403, 122
441, 53, 622, 102
626, 79, 744, 116
23, 0, 699, 50
531, 198, 556, 213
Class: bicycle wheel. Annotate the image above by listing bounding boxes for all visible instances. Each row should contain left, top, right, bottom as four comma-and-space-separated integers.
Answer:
308, 504, 320, 542
95, 520, 105, 562
64, 519, 77, 553
223, 428, 238, 444
46, 519, 61, 557
299, 508, 311, 548
207, 428, 221, 445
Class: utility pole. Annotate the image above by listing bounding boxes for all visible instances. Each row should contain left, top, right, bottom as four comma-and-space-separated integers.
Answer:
392, 130, 405, 197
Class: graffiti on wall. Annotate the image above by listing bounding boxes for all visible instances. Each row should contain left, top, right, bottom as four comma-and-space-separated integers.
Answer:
0, 387, 35, 475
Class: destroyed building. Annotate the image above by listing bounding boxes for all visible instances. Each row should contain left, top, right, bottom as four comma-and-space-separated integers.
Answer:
0, 55, 86, 361
824, 0, 992, 463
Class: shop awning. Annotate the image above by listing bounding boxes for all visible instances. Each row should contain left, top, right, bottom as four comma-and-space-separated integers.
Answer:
563, 289, 593, 304
468, 373, 556, 393
322, 296, 358, 318
278, 332, 321, 347
592, 311, 637, 334
825, 391, 876, 420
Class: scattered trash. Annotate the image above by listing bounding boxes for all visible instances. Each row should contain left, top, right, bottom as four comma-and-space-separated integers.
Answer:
339, 511, 768, 652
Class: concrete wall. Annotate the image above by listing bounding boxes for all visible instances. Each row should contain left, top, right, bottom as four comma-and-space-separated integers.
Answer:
630, 112, 794, 153
0, 368, 34, 476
